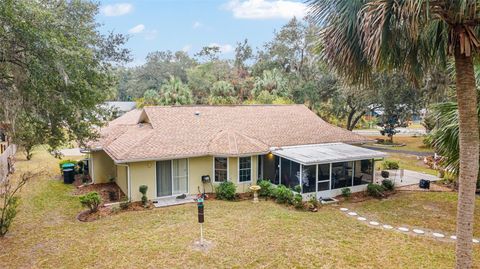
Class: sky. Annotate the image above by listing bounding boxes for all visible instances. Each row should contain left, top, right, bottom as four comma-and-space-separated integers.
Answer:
96, 0, 308, 66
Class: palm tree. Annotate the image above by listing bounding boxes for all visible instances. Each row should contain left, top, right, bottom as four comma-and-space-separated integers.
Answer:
309, 1, 480, 267
159, 76, 193, 105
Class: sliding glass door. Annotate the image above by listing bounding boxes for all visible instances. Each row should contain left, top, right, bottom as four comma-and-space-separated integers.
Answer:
172, 158, 188, 195
156, 159, 188, 197
156, 160, 172, 197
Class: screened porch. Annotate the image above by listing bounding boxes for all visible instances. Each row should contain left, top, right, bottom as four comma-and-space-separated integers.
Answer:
257, 143, 387, 198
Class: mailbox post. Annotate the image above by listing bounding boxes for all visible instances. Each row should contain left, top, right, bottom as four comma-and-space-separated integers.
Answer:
197, 197, 205, 245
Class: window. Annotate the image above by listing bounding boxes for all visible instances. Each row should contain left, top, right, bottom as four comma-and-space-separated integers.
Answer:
302, 165, 316, 193
214, 157, 228, 182
238, 157, 252, 182
280, 158, 300, 189
331, 162, 353, 189
353, 159, 373, 186
318, 164, 330, 191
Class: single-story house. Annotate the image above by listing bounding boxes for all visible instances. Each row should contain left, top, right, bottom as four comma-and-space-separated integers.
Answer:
85, 105, 386, 202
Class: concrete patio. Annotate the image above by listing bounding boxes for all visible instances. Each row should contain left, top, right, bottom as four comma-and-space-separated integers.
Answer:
153, 195, 197, 208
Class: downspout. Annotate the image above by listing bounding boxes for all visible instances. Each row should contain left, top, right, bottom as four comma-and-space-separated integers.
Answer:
117, 164, 131, 201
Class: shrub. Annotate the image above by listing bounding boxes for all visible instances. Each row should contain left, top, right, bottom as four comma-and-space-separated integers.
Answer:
215, 181, 236, 200
139, 185, 148, 206
380, 170, 390, 179
293, 193, 303, 209
367, 183, 385, 198
0, 173, 32, 237
381, 179, 395, 191
308, 195, 319, 208
382, 160, 399, 170
79, 192, 101, 213
293, 185, 301, 193
341, 187, 352, 198
272, 184, 294, 204
257, 179, 274, 197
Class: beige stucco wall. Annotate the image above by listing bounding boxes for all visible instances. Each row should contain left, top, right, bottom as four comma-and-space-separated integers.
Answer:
91, 150, 115, 184
117, 155, 261, 201
116, 165, 128, 196
129, 161, 156, 202
188, 156, 213, 194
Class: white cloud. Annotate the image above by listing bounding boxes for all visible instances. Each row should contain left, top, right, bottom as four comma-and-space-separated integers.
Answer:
193, 21, 203, 29
128, 24, 145, 34
223, 0, 306, 20
209, 43, 234, 54
182, 44, 192, 52
101, 3, 133, 17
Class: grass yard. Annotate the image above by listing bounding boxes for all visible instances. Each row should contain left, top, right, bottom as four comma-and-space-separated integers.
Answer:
1, 148, 479, 268
367, 135, 433, 153
347, 192, 480, 237
383, 153, 438, 176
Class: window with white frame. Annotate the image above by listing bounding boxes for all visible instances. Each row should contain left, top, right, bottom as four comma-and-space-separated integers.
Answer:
238, 157, 251, 182
214, 157, 228, 182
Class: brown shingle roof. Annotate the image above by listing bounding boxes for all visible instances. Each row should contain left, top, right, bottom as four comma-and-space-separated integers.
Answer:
90, 105, 370, 163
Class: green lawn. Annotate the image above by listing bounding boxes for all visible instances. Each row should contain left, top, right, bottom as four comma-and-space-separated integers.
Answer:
383, 153, 438, 176
367, 135, 433, 153
1, 148, 479, 268
347, 192, 480, 237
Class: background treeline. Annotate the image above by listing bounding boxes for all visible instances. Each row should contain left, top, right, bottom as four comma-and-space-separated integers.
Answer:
113, 17, 453, 130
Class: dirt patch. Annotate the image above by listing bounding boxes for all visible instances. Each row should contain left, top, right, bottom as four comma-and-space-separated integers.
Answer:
73, 182, 126, 203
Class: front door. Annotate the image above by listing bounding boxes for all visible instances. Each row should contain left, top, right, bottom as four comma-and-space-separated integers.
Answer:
156, 160, 172, 197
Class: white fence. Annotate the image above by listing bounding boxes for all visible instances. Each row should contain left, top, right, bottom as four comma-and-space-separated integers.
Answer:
0, 144, 16, 183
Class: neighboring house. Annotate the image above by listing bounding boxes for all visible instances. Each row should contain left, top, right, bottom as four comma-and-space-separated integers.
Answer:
0, 123, 16, 183
104, 101, 137, 118
86, 105, 386, 202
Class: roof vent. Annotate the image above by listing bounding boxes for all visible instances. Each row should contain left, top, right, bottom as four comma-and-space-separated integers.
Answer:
194, 111, 200, 116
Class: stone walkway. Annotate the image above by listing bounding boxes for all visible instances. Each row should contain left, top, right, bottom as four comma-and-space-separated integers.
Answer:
339, 207, 480, 243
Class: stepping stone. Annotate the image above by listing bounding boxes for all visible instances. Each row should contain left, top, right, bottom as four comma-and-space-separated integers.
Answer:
369, 221, 380, 226
398, 227, 409, 232
473, 239, 479, 243
357, 217, 367, 221
432, 233, 445, 238
340, 208, 349, 211
413, 229, 425, 234
450, 235, 457, 240
348, 212, 358, 216
383, 225, 393, 229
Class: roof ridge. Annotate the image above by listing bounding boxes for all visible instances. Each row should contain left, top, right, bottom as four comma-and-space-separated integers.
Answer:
118, 127, 155, 160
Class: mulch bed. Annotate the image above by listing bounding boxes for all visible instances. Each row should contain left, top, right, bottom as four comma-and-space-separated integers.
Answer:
77, 201, 154, 222
73, 182, 126, 203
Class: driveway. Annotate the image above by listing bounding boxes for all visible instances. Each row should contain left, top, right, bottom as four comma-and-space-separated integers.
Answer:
376, 169, 439, 187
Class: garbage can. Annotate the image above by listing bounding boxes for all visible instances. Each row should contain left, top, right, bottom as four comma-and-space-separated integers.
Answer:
63, 168, 75, 184
419, 179, 430, 189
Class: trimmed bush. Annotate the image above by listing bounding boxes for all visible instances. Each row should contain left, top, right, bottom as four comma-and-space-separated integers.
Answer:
215, 181, 236, 200
341, 187, 351, 198
293, 185, 301, 193
381, 179, 395, 191
80, 192, 101, 213
366, 183, 385, 198
293, 193, 303, 209
139, 185, 148, 206
272, 184, 294, 204
382, 160, 399, 170
257, 179, 274, 197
